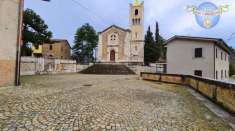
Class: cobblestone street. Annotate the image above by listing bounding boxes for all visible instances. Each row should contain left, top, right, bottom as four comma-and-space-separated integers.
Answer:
0, 74, 234, 131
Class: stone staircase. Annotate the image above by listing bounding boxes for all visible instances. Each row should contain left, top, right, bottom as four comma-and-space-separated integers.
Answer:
80, 64, 135, 75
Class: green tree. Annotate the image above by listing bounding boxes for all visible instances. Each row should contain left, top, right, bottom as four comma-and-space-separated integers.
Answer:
230, 64, 235, 76
72, 23, 98, 63
144, 26, 157, 65
22, 8, 52, 56
229, 46, 235, 53
155, 21, 165, 60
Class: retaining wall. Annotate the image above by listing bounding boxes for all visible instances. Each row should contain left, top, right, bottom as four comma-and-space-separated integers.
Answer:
141, 72, 235, 115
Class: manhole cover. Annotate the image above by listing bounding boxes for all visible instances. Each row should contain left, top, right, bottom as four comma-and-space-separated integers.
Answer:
83, 84, 93, 87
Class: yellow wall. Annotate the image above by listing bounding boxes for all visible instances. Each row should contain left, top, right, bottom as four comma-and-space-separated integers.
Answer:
32, 45, 43, 54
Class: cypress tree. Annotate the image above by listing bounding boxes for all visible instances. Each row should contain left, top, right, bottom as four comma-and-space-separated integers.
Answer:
144, 26, 157, 65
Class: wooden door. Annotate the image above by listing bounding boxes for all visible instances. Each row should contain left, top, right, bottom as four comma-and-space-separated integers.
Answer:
110, 50, 115, 62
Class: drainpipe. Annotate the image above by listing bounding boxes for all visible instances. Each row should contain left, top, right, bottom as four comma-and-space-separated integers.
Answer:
15, 0, 24, 86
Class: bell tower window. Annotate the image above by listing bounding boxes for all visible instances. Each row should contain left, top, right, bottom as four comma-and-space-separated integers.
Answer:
135, 9, 139, 16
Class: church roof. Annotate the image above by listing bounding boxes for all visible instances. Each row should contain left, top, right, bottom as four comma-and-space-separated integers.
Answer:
50, 39, 71, 49
98, 25, 131, 34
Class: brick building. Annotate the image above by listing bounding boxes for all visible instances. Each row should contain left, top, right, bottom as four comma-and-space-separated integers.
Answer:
33, 39, 71, 59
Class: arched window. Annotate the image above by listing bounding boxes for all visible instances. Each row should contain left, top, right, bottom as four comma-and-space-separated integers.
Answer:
111, 35, 116, 41
135, 9, 138, 16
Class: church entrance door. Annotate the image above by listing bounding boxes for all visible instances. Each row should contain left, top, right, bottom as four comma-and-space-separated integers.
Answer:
110, 50, 115, 62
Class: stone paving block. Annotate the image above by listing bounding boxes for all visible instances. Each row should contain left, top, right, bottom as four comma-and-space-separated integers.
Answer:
0, 74, 233, 131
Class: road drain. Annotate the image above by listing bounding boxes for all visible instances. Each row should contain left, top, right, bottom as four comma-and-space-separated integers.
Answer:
83, 84, 93, 87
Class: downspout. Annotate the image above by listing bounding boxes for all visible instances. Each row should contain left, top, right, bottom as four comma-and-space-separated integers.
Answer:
15, 0, 24, 86
213, 44, 216, 79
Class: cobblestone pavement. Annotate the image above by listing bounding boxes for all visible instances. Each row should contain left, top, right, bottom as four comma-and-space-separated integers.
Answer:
0, 74, 234, 131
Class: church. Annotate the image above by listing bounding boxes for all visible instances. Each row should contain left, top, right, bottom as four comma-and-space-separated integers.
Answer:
97, 0, 144, 65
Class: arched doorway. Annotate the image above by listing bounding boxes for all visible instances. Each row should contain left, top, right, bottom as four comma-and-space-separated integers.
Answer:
110, 50, 115, 62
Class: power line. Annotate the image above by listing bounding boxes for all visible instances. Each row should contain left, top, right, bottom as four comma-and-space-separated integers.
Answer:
227, 32, 235, 42
70, 0, 108, 27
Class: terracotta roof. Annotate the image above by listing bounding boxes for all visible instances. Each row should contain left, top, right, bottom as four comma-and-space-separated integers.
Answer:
164, 35, 232, 54
98, 25, 131, 34
50, 39, 71, 49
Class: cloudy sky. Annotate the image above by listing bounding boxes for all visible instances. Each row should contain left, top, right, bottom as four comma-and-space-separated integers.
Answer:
25, 0, 235, 47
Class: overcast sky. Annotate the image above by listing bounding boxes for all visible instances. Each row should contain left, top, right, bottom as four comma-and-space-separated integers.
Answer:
25, 0, 235, 47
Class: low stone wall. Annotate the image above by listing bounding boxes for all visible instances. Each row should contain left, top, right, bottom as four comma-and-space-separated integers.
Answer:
135, 66, 156, 75
141, 72, 235, 115
21, 57, 87, 75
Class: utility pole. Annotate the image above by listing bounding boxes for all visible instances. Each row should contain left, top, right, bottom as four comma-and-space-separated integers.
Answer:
15, 0, 50, 86
15, 0, 24, 86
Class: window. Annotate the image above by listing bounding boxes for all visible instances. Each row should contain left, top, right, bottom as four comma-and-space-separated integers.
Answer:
225, 70, 227, 78
135, 9, 138, 15
138, 18, 140, 24
110, 35, 116, 41
194, 70, 202, 77
135, 32, 138, 38
221, 52, 223, 60
61, 47, 63, 52
216, 48, 218, 58
195, 48, 202, 58
216, 71, 218, 79
49, 45, 53, 50
225, 54, 227, 61
221, 70, 223, 79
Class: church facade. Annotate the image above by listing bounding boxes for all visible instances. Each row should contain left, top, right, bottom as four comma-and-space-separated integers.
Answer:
97, 1, 144, 65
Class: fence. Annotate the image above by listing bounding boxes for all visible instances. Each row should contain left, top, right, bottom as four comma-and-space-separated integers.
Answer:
141, 72, 235, 115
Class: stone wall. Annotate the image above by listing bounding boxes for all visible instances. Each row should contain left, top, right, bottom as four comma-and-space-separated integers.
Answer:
141, 72, 235, 115
21, 57, 90, 75
135, 66, 156, 75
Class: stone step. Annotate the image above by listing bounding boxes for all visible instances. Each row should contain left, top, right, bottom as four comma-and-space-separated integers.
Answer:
80, 64, 135, 75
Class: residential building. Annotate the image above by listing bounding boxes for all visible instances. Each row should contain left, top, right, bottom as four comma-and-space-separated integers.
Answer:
97, 0, 144, 65
165, 36, 231, 80
32, 39, 71, 59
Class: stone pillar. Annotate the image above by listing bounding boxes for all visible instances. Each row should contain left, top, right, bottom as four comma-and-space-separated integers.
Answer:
0, 0, 21, 86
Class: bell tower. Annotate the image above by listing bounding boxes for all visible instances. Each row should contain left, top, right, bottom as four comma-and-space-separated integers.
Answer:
129, 0, 144, 64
